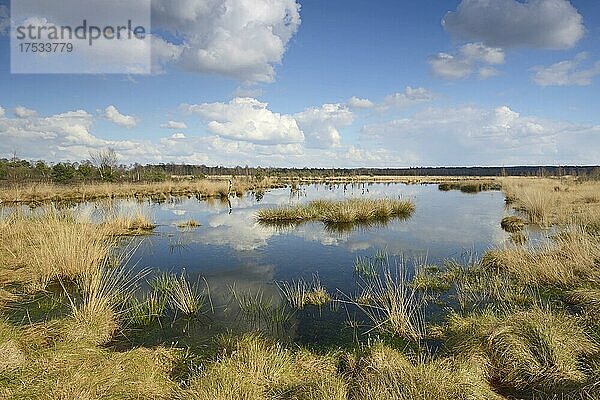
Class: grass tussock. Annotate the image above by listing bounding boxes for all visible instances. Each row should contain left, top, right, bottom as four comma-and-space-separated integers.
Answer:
177, 219, 202, 228
351, 263, 425, 341
347, 343, 503, 400
0, 211, 116, 290
438, 180, 502, 193
167, 273, 211, 318
66, 263, 144, 345
500, 216, 525, 233
257, 198, 414, 227
446, 308, 598, 393
181, 334, 347, 400
102, 213, 156, 235
481, 228, 600, 287
1, 330, 179, 399
277, 275, 332, 309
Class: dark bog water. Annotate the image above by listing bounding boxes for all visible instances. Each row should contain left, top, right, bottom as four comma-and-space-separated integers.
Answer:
10, 183, 544, 348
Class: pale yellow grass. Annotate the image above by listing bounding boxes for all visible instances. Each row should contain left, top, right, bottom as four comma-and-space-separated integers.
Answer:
501, 177, 600, 226
482, 228, 600, 286
0, 177, 281, 204
0, 211, 116, 290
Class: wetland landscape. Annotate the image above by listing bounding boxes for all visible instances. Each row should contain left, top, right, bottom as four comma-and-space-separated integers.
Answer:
2, 0, 600, 398
1, 175, 600, 399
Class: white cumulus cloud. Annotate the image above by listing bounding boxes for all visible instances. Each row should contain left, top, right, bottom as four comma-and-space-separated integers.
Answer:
152, 0, 301, 83
347, 97, 375, 110
14, 106, 38, 119
460, 43, 505, 65
442, 0, 584, 50
294, 104, 354, 148
103, 106, 137, 128
0, 108, 141, 161
361, 104, 600, 166
381, 87, 437, 109
532, 53, 600, 87
184, 97, 304, 145
161, 120, 188, 130
430, 43, 504, 80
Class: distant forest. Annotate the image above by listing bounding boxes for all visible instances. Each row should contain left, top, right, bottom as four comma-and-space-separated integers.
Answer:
1, 154, 599, 185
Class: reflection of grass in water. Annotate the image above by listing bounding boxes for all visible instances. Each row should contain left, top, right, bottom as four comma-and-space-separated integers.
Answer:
276, 275, 332, 310
500, 216, 525, 233
229, 285, 294, 335
167, 234, 191, 254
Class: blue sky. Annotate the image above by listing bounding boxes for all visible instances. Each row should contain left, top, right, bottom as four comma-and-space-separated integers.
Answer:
0, 0, 599, 167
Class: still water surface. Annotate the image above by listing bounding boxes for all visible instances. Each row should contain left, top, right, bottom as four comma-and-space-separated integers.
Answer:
69, 183, 533, 346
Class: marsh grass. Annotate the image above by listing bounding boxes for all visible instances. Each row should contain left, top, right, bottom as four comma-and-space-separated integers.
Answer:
304, 277, 332, 308
344, 258, 425, 342
181, 334, 347, 400
353, 255, 385, 279
277, 275, 332, 310
438, 180, 502, 193
564, 288, 600, 313
3, 177, 600, 399
0, 177, 282, 205
167, 273, 212, 320
229, 286, 294, 334
0, 211, 116, 290
128, 291, 168, 326
257, 198, 414, 228
66, 261, 148, 346
103, 214, 156, 235
347, 343, 504, 400
177, 219, 201, 228
500, 216, 525, 233
446, 307, 599, 394
501, 177, 600, 226
411, 263, 456, 292
482, 228, 600, 287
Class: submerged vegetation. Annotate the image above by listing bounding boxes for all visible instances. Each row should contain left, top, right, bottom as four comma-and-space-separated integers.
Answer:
1, 176, 600, 399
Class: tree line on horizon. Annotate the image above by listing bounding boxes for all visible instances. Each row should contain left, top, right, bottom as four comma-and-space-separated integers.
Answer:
1, 154, 598, 185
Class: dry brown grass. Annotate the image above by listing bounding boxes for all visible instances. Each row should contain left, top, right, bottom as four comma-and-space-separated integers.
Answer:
181, 334, 347, 400
482, 228, 600, 287
347, 343, 503, 400
102, 214, 156, 235
0, 211, 116, 290
278, 175, 501, 186
0, 177, 282, 205
446, 308, 598, 393
257, 198, 415, 225
501, 177, 600, 226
